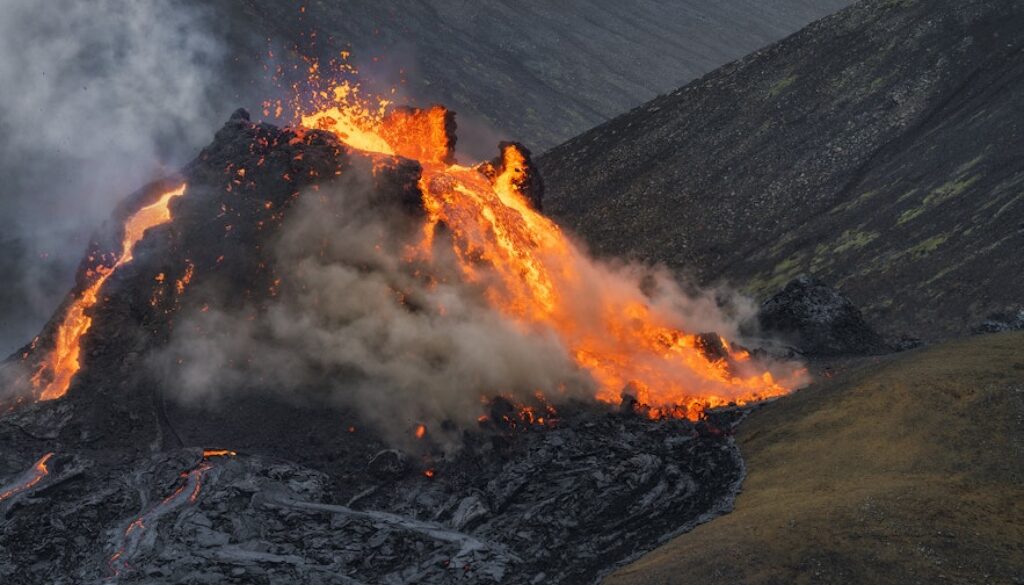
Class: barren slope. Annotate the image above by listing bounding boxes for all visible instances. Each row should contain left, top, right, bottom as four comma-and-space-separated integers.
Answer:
212, 0, 851, 151
540, 0, 1024, 339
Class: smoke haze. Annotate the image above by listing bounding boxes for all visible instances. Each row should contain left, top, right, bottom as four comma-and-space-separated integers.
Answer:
0, 0, 238, 355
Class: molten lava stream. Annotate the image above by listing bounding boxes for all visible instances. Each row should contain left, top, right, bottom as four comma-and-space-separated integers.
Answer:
31, 185, 187, 402
299, 83, 806, 418
108, 450, 232, 577
0, 453, 53, 503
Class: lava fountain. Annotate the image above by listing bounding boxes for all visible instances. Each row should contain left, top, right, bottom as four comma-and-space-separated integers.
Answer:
296, 72, 807, 419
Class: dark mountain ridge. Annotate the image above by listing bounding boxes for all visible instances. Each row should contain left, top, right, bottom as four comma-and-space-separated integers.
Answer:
540, 0, 1024, 340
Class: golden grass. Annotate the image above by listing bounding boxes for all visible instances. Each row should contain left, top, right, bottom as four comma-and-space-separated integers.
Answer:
607, 332, 1024, 584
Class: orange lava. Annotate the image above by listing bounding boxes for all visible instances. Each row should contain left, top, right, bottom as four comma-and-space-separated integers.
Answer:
298, 76, 806, 419
31, 185, 187, 401
0, 453, 53, 503
202, 449, 237, 458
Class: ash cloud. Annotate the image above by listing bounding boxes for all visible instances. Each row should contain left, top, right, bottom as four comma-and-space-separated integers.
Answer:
157, 173, 592, 446
0, 0, 244, 356
154, 164, 791, 447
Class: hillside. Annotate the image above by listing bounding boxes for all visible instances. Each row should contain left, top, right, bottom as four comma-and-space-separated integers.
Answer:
607, 331, 1024, 584
207, 0, 851, 151
539, 0, 1024, 339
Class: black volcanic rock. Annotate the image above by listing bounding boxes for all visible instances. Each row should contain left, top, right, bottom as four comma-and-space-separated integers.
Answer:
694, 332, 730, 362
973, 308, 1024, 334
540, 0, 1024, 340
759, 275, 889, 356
367, 448, 408, 479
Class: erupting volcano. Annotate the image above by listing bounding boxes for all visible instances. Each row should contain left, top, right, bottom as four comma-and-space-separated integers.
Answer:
8, 59, 806, 422
296, 74, 805, 419
3, 1, 1018, 582
0, 60, 809, 585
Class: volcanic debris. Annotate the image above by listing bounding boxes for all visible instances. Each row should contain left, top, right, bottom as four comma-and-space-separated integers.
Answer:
758, 275, 889, 356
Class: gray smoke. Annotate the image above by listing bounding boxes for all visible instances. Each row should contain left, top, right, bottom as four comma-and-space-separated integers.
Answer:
153, 164, 798, 447
0, 0, 237, 355
156, 171, 594, 446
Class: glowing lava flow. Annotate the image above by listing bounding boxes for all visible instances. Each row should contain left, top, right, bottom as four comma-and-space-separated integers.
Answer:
31, 185, 187, 401
108, 450, 232, 577
299, 80, 806, 419
0, 453, 53, 503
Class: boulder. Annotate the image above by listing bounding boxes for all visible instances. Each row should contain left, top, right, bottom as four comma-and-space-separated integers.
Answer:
759, 275, 888, 356
972, 308, 1024, 334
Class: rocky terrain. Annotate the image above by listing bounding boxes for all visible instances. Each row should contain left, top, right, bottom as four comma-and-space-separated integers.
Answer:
0, 403, 744, 585
758, 275, 892, 356
540, 0, 1024, 340
4, 2, 1022, 583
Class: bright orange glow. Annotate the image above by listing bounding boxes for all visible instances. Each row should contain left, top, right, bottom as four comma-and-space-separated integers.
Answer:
300, 81, 394, 154
31, 185, 187, 401
414, 424, 426, 439
0, 453, 53, 502
378, 106, 454, 164
202, 449, 237, 458
297, 74, 806, 419
175, 261, 195, 295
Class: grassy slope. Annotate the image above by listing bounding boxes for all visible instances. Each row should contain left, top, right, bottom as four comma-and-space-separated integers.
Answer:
607, 332, 1024, 584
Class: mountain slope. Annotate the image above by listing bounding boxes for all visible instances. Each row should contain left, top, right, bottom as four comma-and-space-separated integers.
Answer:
606, 331, 1024, 585
211, 0, 851, 151
539, 0, 1024, 339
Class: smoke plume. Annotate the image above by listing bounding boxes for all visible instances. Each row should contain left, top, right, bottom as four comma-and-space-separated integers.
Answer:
156, 169, 589, 444
0, 0, 233, 355
155, 163, 784, 446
